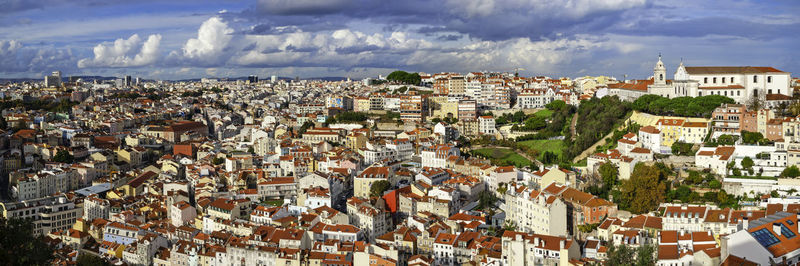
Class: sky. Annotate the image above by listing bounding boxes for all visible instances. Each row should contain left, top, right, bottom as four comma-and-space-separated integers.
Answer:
0, 0, 798, 80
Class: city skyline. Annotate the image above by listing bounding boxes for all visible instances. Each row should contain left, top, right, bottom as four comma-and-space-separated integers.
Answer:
0, 0, 798, 80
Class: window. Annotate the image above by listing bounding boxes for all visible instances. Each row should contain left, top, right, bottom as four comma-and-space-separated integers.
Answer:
704, 77, 708, 83
731, 77, 735, 83
713, 77, 717, 83
782, 224, 796, 239
752, 228, 780, 247
754, 75, 758, 83
722, 77, 726, 83
768, 76, 772, 83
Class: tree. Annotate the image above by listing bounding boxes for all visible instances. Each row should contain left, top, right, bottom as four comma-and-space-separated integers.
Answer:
53, 150, 74, 163
741, 131, 765, 145
671, 141, 693, 156
686, 171, 703, 185
618, 164, 667, 214
76, 253, 110, 266
741, 156, 755, 173
606, 245, 636, 265
709, 180, 722, 190
212, 157, 225, 165
477, 191, 498, 210
781, 165, 800, 178
386, 71, 421, 85
635, 244, 657, 266
369, 180, 391, 198
598, 163, 619, 188
771, 190, 780, 198
672, 185, 692, 203
247, 146, 254, 154
545, 100, 566, 111
0, 217, 55, 265
298, 121, 314, 135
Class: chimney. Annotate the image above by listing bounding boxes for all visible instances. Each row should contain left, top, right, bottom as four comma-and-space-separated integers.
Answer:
560, 240, 565, 249
743, 217, 749, 230
534, 237, 540, 246
774, 223, 782, 236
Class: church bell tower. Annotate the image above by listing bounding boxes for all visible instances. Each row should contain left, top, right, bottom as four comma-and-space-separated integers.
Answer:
654, 53, 667, 85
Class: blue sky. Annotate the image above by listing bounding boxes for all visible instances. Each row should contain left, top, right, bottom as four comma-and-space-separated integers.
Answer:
0, 0, 798, 80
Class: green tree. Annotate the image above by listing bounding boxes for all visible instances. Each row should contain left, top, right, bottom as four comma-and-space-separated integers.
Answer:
606, 245, 636, 265
672, 185, 692, 202
369, 180, 391, 198
686, 171, 703, 185
781, 166, 800, 178
386, 71, 421, 85
0, 217, 55, 265
545, 100, 566, 111
212, 157, 225, 165
671, 141, 693, 156
709, 180, 722, 190
741, 156, 754, 174
76, 253, 110, 266
635, 244, 657, 266
477, 190, 498, 210
298, 121, 315, 135
741, 131, 765, 145
618, 164, 667, 214
53, 150, 74, 163
598, 163, 619, 188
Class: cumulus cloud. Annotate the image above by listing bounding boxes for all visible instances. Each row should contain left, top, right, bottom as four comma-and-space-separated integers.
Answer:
0, 40, 76, 74
77, 34, 161, 68
169, 17, 234, 66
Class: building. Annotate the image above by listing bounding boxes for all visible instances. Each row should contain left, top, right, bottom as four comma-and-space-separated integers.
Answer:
503, 184, 568, 236
501, 231, 580, 266
723, 212, 800, 265
0, 195, 82, 235
478, 116, 496, 135
611, 55, 792, 103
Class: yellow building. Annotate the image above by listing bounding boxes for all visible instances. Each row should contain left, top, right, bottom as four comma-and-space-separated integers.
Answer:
655, 118, 685, 147
680, 122, 710, 144
355, 97, 371, 112
346, 132, 367, 150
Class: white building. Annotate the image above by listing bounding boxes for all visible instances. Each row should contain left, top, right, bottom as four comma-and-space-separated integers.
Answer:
478, 116, 496, 135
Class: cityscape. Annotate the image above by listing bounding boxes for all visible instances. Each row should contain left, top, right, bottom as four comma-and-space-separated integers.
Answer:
1, 1, 800, 266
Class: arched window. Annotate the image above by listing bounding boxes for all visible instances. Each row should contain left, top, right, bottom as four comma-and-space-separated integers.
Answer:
704, 77, 708, 83
768, 76, 772, 83
722, 77, 726, 83
754, 75, 758, 83
660, 74, 663, 81
713, 77, 717, 83
731, 77, 735, 83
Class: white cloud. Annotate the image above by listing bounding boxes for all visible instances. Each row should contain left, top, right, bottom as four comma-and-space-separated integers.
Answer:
0, 39, 76, 74
77, 34, 162, 68
170, 17, 234, 66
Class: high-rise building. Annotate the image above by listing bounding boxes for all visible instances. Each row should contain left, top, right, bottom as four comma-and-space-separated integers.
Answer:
124, 75, 132, 87
44, 71, 62, 88
248, 75, 258, 84
135, 77, 141, 85
271, 75, 277, 83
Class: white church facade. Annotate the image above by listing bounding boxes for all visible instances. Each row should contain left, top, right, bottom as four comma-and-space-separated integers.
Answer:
611, 55, 792, 103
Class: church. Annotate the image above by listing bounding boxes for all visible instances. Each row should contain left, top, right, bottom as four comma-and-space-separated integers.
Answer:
610, 55, 792, 103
